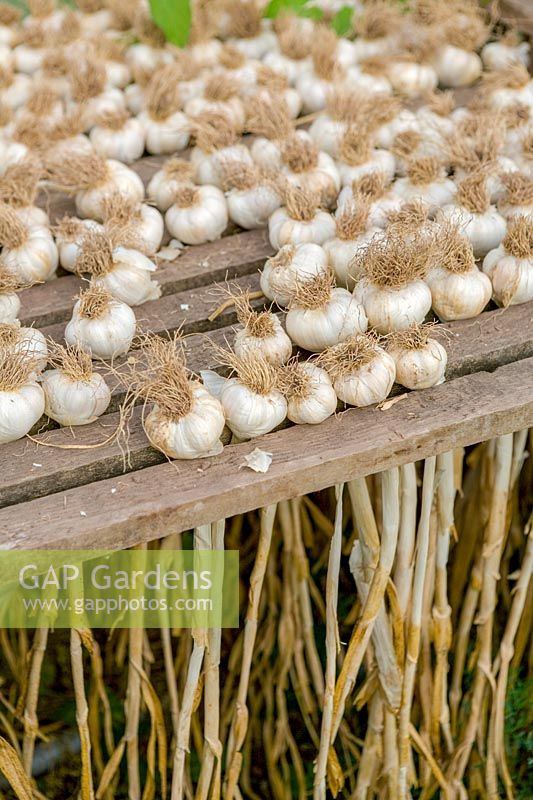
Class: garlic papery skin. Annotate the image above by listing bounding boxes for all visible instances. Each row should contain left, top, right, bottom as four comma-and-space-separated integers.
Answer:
0, 292, 20, 323
285, 270, 368, 353
55, 218, 103, 273
426, 264, 492, 320
165, 185, 228, 246
140, 110, 190, 155
318, 336, 396, 408
324, 229, 380, 290
75, 160, 145, 221
0, 71, 32, 109
92, 247, 161, 307
65, 286, 136, 360
123, 205, 165, 258
337, 148, 396, 188
42, 369, 111, 426
392, 159, 456, 216
90, 114, 146, 164
432, 45, 482, 88
230, 31, 277, 61
386, 328, 447, 389
280, 137, 340, 206
226, 181, 281, 230
0, 207, 58, 284
260, 243, 328, 307
268, 188, 336, 250
233, 298, 292, 365
0, 381, 44, 443
439, 204, 507, 259
220, 378, 287, 440
144, 384, 226, 459
100, 196, 165, 258
482, 41, 530, 72
191, 144, 253, 189
0, 322, 48, 373
387, 61, 438, 99
282, 362, 337, 425
147, 159, 197, 212
354, 278, 432, 333
482, 217, 533, 306
308, 114, 347, 158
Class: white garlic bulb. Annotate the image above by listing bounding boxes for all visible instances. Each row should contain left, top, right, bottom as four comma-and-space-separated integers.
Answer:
319, 336, 396, 408
324, 229, 381, 289
355, 278, 432, 334
268, 190, 336, 249
233, 302, 292, 365
0, 380, 45, 443
140, 111, 190, 155
220, 377, 287, 440
392, 158, 456, 216
42, 368, 111, 427
482, 40, 530, 72
75, 160, 145, 222
388, 61, 438, 98
90, 113, 146, 164
65, 286, 136, 360
144, 383, 226, 459
432, 45, 482, 88
165, 185, 228, 245
55, 218, 103, 273
94, 247, 160, 307
191, 144, 253, 189
387, 327, 447, 389
482, 216, 533, 306
439, 204, 507, 259
0, 321, 48, 373
0, 206, 58, 283
146, 158, 196, 212
226, 183, 281, 230
282, 361, 337, 425
0, 292, 20, 323
260, 243, 328, 307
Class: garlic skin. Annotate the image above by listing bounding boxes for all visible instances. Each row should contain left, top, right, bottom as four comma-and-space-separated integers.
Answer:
336, 187, 403, 228
65, 299, 136, 360
144, 383, 226, 459
482, 41, 530, 71
76, 88, 127, 131
426, 265, 492, 320
286, 289, 368, 353
42, 369, 111, 426
1, 72, 32, 109
220, 379, 287, 440
0, 293, 20, 323
250, 137, 283, 171
0, 382, 45, 443
388, 62, 438, 98
308, 115, 347, 158
324, 229, 382, 289
286, 363, 337, 425
94, 248, 161, 307
432, 45, 482, 88
165, 187, 228, 245
234, 317, 292, 365
230, 30, 277, 60
334, 350, 396, 407
9, 325, 48, 373
90, 118, 146, 164
354, 280, 432, 334
482, 246, 533, 306
15, 206, 50, 230
498, 200, 533, 221
268, 207, 336, 249
454, 158, 518, 204
3, 231, 58, 283
75, 161, 145, 222
260, 243, 328, 307
283, 151, 341, 201
226, 184, 281, 229
185, 95, 245, 131
337, 150, 395, 187
126, 43, 173, 74
56, 219, 102, 272
121, 205, 165, 257
439, 205, 507, 258
388, 340, 447, 390
140, 111, 190, 155
392, 176, 457, 215
13, 44, 44, 75
262, 51, 309, 86
124, 83, 145, 116
375, 108, 418, 150
191, 144, 253, 188
147, 169, 192, 212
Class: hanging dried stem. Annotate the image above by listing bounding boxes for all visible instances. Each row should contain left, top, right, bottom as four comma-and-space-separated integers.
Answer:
0, 159, 42, 209
70, 59, 107, 103
193, 111, 239, 152
287, 267, 335, 311
145, 64, 183, 121
316, 333, 382, 380
45, 341, 94, 382
75, 231, 114, 277
354, 0, 401, 40
0, 347, 41, 391
406, 157, 444, 186
339, 127, 373, 167
435, 221, 477, 274
232, 289, 276, 338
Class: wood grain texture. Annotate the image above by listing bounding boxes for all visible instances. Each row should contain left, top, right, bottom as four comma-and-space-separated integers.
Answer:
1, 357, 531, 550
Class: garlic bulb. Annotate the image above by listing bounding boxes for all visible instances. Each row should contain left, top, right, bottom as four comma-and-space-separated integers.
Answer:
432, 45, 482, 88
285, 269, 368, 353
318, 334, 396, 408
165, 185, 228, 245
0, 350, 45, 443
440, 174, 507, 258
427, 223, 492, 320
498, 173, 533, 220
268, 188, 335, 249
75, 232, 160, 307
386, 325, 447, 389
0, 320, 48, 373
184, 73, 245, 130
393, 158, 456, 215
280, 135, 340, 206
0, 68, 32, 109
246, 97, 296, 171
232, 293, 292, 365
482, 39, 530, 72
324, 200, 381, 289
89, 110, 146, 164
336, 127, 395, 187
482, 215, 533, 306
483, 65, 533, 111
42, 344, 111, 426
65, 284, 136, 360
280, 361, 337, 425
260, 242, 328, 307
101, 195, 164, 258
191, 142, 253, 189
0, 291, 20, 323
352, 229, 433, 333
142, 110, 191, 155
54, 217, 103, 272
388, 61, 438, 98
0, 204, 57, 283
337, 173, 403, 228
147, 158, 197, 213
221, 161, 282, 230
216, 350, 287, 440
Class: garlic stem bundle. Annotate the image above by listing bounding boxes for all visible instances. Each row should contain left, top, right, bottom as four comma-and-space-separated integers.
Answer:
386, 323, 447, 390
285, 268, 368, 353
190, 111, 252, 188
220, 160, 281, 230
0, 203, 58, 283
317, 333, 396, 408
393, 157, 456, 215
0, 158, 49, 229
165, 184, 228, 245
308, 87, 362, 158
352, 228, 433, 333
440, 173, 507, 258
246, 95, 295, 170
260, 242, 328, 307
427, 221, 492, 320
42, 341, 111, 426
296, 28, 348, 114
75, 230, 160, 307
324, 200, 381, 289
89, 109, 145, 164
498, 172, 533, 220
268, 187, 335, 249
147, 158, 196, 212
0, 346, 45, 443
279, 359, 337, 425
138, 63, 191, 154
0, 264, 22, 322
185, 72, 245, 130
45, 151, 145, 222
337, 172, 402, 228
123, 333, 225, 459
336, 126, 395, 187
250, 64, 302, 119
65, 283, 136, 360
231, 290, 292, 365
68, 57, 125, 128
101, 194, 164, 257
0, 320, 48, 373
224, 0, 276, 59
211, 346, 286, 440
280, 134, 340, 208
483, 215, 533, 307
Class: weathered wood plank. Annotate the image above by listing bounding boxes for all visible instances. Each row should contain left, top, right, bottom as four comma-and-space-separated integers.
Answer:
1, 357, 531, 550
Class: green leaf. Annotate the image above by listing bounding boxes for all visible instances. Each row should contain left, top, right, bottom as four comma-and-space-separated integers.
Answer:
148, 0, 191, 48
264, 0, 323, 20
331, 6, 352, 36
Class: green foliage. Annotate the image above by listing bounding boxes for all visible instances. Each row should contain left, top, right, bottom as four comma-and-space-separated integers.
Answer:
148, 0, 191, 48
263, 0, 324, 21
331, 6, 353, 36
505, 673, 533, 799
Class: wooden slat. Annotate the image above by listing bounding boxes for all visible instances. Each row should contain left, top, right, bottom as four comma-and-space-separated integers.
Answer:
1, 357, 531, 551
1, 299, 532, 511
